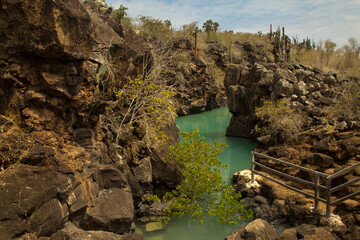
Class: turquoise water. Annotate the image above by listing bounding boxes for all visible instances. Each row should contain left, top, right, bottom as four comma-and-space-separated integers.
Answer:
137, 108, 256, 240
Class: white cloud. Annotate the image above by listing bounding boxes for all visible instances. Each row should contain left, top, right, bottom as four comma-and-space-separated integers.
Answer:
107, 0, 360, 46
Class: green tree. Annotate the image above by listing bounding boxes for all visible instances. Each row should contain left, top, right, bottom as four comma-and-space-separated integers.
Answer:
202, 19, 219, 37
161, 130, 253, 224
111, 4, 128, 24
164, 20, 172, 30
213, 21, 219, 32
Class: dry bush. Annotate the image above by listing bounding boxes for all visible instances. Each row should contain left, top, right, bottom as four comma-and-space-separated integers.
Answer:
173, 52, 194, 75
254, 98, 305, 143
323, 81, 360, 122
0, 125, 32, 170
292, 38, 360, 79
208, 64, 225, 88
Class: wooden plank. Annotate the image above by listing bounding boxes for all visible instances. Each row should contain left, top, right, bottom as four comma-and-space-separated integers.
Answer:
331, 191, 360, 206
254, 170, 314, 199
255, 161, 315, 187
253, 152, 329, 178
331, 177, 360, 194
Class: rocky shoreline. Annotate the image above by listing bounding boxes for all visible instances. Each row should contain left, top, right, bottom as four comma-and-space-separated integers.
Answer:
226, 170, 358, 239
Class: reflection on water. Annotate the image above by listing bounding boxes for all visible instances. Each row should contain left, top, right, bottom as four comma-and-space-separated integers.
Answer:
137, 108, 256, 240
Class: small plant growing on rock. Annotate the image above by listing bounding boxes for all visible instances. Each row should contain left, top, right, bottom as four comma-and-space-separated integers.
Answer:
157, 130, 253, 224
115, 74, 177, 146
254, 98, 304, 143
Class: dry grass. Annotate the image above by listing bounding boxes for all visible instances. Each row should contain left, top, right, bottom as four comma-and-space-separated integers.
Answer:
291, 48, 360, 79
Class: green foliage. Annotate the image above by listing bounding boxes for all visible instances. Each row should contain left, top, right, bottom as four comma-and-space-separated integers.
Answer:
202, 19, 219, 37
160, 130, 253, 224
111, 4, 128, 23
254, 99, 304, 142
115, 74, 177, 146
137, 16, 173, 41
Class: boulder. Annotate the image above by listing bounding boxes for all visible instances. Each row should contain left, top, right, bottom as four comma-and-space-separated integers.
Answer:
225, 218, 277, 240
224, 64, 241, 86
0, 165, 73, 239
51, 221, 144, 240
305, 153, 334, 168
226, 115, 255, 138
303, 228, 336, 240
189, 99, 207, 113
145, 221, 164, 232
294, 81, 308, 96
81, 188, 134, 234
133, 157, 153, 184
278, 228, 297, 240
100, 165, 128, 189
29, 198, 68, 236
272, 79, 293, 98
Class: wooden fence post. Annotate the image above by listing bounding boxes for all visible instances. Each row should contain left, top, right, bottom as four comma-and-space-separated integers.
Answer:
314, 173, 319, 209
326, 176, 332, 218
251, 151, 255, 183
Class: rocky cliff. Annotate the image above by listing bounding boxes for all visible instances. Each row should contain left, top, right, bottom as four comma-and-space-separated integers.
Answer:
160, 38, 227, 116
0, 0, 183, 239
224, 42, 360, 238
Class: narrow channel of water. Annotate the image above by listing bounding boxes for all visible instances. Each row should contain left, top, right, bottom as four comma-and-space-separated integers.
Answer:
137, 107, 256, 240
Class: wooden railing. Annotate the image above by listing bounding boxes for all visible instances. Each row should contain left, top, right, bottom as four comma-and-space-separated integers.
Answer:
251, 151, 360, 218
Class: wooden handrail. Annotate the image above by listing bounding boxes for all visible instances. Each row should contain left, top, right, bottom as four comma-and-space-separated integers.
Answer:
250, 151, 360, 218
253, 152, 329, 178
329, 162, 360, 179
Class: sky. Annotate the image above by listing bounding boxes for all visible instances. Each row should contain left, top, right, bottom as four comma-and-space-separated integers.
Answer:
107, 0, 360, 47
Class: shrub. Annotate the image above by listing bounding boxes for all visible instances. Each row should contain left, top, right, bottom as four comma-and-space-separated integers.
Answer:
254, 98, 304, 143
157, 130, 253, 224
115, 74, 177, 146
324, 81, 360, 122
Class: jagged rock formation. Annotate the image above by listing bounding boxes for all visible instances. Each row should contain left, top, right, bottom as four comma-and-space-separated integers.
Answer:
163, 38, 227, 115
224, 42, 360, 238
229, 170, 359, 240
0, 0, 182, 238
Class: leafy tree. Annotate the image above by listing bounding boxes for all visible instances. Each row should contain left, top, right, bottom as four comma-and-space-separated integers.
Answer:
324, 39, 336, 66
160, 130, 253, 224
342, 37, 360, 69
111, 4, 128, 24
138, 16, 172, 40
164, 20, 172, 30
213, 22, 219, 32
202, 19, 219, 37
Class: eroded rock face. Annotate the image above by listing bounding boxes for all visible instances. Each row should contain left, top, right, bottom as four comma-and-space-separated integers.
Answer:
0, 0, 182, 238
